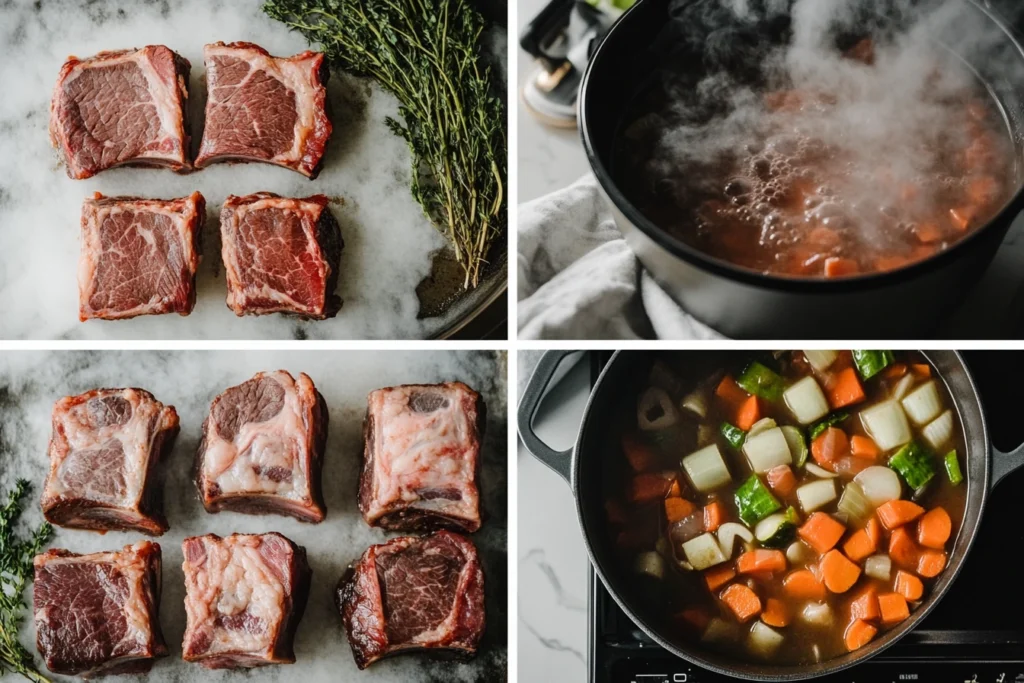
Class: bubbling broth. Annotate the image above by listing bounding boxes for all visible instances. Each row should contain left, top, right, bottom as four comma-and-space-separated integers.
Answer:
605, 351, 967, 665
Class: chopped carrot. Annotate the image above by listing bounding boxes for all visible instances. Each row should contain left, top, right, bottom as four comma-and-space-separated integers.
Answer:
894, 570, 924, 601
821, 549, 862, 593
824, 257, 860, 278
665, 497, 697, 524
865, 518, 882, 548
917, 549, 947, 578
622, 433, 657, 473
845, 619, 878, 651
668, 479, 682, 498
913, 222, 943, 244
883, 364, 908, 379
917, 507, 952, 549
812, 427, 850, 465
850, 587, 880, 621
949, 206, 975, 232
736, 395, 761, 431
716, 375, 749, 410
737, 549, 787, 575
799, 512, 847, 554
766, 465, 798, 498
842, 528, 877, 563
808, 226, 842, 248
783, 569, 826, 601
605, 500, 626, 525
878, 592, 910, 625
910, 364, 932, 378
761, 598, 790, 628
629, 473, 674, 504
875, 255, 914, 272
705, 565, 737, 592
876, 500, 925, 530
704, 501, 726, 533
888, 527, 920, 568
721, 584, 762, 623
678, 608, 711, 633
850, 435, 881, 460
828, 367, 866, 409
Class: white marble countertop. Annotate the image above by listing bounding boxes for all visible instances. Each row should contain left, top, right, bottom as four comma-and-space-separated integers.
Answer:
0, 349, 507, 682
0, 0, 506, 340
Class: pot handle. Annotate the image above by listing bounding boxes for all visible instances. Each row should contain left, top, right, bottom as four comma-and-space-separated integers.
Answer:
992, 442, 1024, 488
517, 350, 576, 484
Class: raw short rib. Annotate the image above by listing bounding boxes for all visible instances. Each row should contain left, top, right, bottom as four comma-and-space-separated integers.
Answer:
50, 46, 191, 179
78, 192, 205, 321
360, 382, 484, 532
34, 542, 168, 677
195, 370, 328, 523
42, 387, 179, 535
195, 41, 331, 178
337, 531, 485, 669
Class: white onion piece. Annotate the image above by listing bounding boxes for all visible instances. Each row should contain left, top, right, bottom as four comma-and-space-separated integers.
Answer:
853, 466, 903, 506
638, 387, 678, 430
800, 602, 834, 627
865, 554, 892, 581
748, 622, 785, 657
717, 522, 754, 557
633, 552, 666, 580
697, 423, 716, 447
682, 445, 732, 493
901, 381, 943, 426
681, 533, 728, 570
860, 400, 912, 451
837, 481, 873, 523
680, 389, 708, 419
892, 374, 915, 401
703, 618, 740, 643
805, 463, 839, 479
747, 417, 778, 438
784, 376, 830, 425
786, 541, 810, 565
804, 350, 839, 372
922, 410, 954, 450
743, 427, 793, 473
796, 479, 837, 513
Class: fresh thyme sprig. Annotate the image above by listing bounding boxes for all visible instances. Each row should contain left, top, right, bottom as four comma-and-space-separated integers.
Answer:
263, 0, 507, 290
0, 479, 53, 683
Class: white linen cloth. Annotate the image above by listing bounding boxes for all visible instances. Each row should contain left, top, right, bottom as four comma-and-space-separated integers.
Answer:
517, 174, 725, 340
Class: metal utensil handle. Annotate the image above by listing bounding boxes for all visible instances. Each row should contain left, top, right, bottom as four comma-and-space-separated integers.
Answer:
517, 350, 575, 484
519, 0, 576, 72
992, 441, 1024, 487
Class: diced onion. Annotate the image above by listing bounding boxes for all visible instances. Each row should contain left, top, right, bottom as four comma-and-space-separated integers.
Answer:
680, 389, 708, 419
743, 427, 793, 473
717, 522, 754, 557
922, 410, 954, 450
702, 617, 740, 644
901, 381, 943, 426
747, 417, 778, 438
784, 376, 831, 425
786, 541, 810, 564
697, 423, 716, 447
682, 445, 733, 493
892, 374, 915, 401
681, 533, 728, 570
804, 350, 839, 372
853, 466, 903, 506
860, 400, 912, 451
748, 621, 785, 657
865, 554, 892, 581
638, 387, 678, 430
796, 479, 837, 513
633, 552, 666, 580
781, 426, 808, 467
800, 602, 833, 627
837, 481, 873, 523
805, 463, 839, 479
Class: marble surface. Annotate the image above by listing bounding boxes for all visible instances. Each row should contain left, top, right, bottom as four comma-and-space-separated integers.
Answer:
0, 350, 507, 681
0, 0, 506, 340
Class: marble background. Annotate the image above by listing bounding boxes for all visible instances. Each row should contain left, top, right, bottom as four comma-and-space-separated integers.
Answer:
0, 0, 506, 340
0, 350, 508, 681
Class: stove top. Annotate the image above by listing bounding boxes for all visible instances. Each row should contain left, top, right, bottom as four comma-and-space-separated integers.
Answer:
587, 351, 1024, 683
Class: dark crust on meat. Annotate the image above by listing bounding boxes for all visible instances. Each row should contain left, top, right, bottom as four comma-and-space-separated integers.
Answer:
41, 388, 179, 535
358, 383, 485, 533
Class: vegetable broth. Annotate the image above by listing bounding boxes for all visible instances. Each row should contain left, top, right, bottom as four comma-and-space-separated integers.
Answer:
605, 351, 967, 665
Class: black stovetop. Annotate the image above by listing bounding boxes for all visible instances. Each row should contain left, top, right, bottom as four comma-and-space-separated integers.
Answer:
588, 352, 1024, 683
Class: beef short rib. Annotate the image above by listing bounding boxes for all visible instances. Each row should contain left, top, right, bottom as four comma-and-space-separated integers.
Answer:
34, 541, 168, 677
79, 192, 205, 321
182, 532, 311, 669
195, 370, 328, 523
220, 192, 342, 319
50, 46, 191, 179
42, 388, 179, 535
337, 531, 485, 670
195, 42, 331, 178
360, 382, 483, 533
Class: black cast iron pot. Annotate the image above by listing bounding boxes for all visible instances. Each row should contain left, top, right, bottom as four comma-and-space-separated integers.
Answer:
579, 0, 1024, 338
518, 350, 1024, 680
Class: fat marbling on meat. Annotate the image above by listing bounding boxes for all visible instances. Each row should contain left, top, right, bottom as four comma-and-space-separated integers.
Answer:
360, 382, 484, 533
195, 370, 328, 523
182, 532, 311, 669
42, 388, 179, 535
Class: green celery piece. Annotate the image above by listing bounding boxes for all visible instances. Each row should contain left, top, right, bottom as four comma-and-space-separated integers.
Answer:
889, 441, 937, 490
735, 474, 782, 526
944, 450, 964, 485
736, 361, 785, 402
852, 351, 895, 380
809, 412, 850, 441
720, 422, 746, 449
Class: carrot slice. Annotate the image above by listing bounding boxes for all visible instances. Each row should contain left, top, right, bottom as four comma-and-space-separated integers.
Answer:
889, 527, 920, 568
913, 222, 943, 244
622, 433, 656, 473
761, 598, 790, 628
917, 507, 952, 549
812, 427, 850, 465
721, 584, 762, 623
716, 375, 749, 409
894, 570, 924, 601
736, 395, 761, 431
665, 497, 697, 524
737, 549, 788, 575
678, 608, 711, 633
910, 364, 932, 378
629, 473, 674, 504
845, 619, 878, 651
883, 364, 908, 379
850, 587, 880, 621
821, 549, 862, 594
824, 257, 860, 278
865, 518, 882, 548
877, 500, 925, 530
783, 569, 826, 601
704, 501, 726, 533
799, 512, 847, 554
828, 367, 866, 409
949, 206, 975, 232
842, 528, 877, 563
668, 479, 682, 498
878, 592, 910, 625
850, 435, 881, 460
917, 549, 947, 578
766, 465, 797, 498
705, 565, 737, 592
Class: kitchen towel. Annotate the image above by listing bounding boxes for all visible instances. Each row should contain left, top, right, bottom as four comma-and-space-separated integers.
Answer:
518, 174, 725, 340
